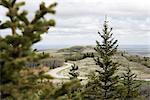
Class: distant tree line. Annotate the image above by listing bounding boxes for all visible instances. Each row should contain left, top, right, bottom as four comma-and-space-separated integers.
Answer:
26, 58, 64, 69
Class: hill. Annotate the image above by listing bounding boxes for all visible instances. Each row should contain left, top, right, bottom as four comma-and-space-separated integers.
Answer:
41, 45, 150, 80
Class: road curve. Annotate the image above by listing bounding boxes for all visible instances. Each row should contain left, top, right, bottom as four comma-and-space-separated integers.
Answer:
45, 62, 87, 80
45, 62, 72, 79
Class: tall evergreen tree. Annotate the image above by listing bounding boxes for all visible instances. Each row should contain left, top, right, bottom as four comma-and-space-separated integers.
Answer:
122, 65, 141, 99
0, 0, 57, 98
86, 18, 120, 99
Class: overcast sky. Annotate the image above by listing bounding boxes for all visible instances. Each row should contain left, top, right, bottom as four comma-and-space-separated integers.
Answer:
0, 0, 150, 49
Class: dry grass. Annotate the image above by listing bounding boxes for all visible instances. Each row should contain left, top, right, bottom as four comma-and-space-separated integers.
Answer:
20, 66, 49, 77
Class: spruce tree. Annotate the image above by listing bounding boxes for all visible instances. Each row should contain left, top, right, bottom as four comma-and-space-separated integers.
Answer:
0, 0, 57, 98
87, 18, 120, 99
122, 65, 141, 99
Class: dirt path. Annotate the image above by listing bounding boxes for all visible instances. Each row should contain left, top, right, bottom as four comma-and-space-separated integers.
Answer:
45, 62, 87, 80
45, 62, 72, 79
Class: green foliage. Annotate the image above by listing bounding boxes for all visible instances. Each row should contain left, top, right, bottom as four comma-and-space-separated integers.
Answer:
58, 46, 84, 53
65, 53, 85, 61
84, 72, 102, 99
52, 79, 83, 100
69, 63, 79, 79
64, 52, 94, 62
139, 81, 150, 100
123, 54, 150, 68
0, 0, 57, 99
122, 66, 141, 99
36, 70, 54, 83
37, 52, 49, 59
83, 52, 94, 58
0, 67, 55, 100
39, 58, 64, 69
86, 19, 120, 99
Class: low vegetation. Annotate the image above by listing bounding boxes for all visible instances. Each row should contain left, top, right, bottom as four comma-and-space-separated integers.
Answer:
64, 53, 84, 61
122, 53, 150, 68
58, 46, 85, 53
139, 81, 150, 100
40, 58, 64, 69
121, 66, 141, 99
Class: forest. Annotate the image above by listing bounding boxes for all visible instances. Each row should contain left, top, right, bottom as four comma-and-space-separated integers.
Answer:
0, 0, 150, 100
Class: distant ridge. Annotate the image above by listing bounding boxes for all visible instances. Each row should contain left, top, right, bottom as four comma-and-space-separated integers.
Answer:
33, 45, 150, 57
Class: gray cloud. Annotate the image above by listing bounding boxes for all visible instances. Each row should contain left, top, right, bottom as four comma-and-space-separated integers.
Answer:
0, 0, 150, 48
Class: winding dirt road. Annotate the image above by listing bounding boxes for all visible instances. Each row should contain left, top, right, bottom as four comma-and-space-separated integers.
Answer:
45, 62, 87, 80
46, 62, 72, 79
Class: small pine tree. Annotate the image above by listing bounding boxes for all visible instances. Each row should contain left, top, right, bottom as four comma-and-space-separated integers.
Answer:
69, 63, 79, 79
87, 18, 120, 99
122, 65, 141, 99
